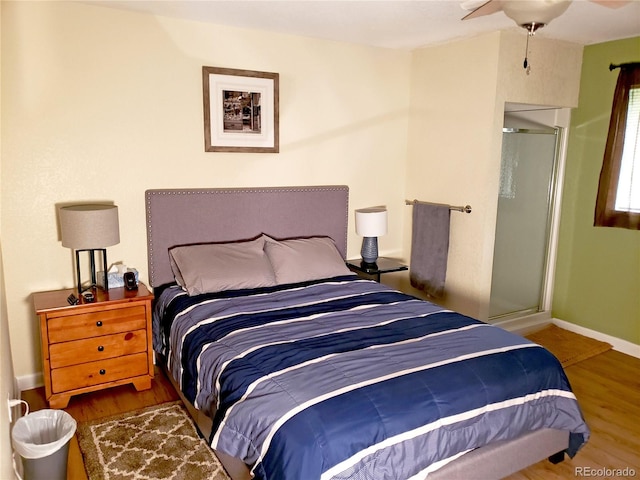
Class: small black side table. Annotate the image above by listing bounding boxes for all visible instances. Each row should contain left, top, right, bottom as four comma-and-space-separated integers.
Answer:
346, 257, 408, 282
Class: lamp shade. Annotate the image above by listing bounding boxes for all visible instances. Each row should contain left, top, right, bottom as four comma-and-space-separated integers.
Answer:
502, 0, 571, 26
355, 207, 388, 237
60, 204, 120, 249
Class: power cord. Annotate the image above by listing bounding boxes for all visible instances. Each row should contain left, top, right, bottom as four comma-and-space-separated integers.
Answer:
8, 399, 29, 422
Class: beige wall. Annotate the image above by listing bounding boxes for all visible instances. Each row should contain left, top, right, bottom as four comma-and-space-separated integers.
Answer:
1, 4, 21, 477
404, 32, 502, 319
1, 243, 17, 480
403, 30, 582, 320
497, 31, 582, 108
1, 1, 586, 388
1, 1, 411, 382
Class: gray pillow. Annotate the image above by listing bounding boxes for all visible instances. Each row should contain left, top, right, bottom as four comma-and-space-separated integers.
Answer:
264, 235, 352, 285
169, 236, 276, 295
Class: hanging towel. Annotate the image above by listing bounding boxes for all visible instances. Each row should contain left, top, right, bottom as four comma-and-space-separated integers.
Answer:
410, 203, 451, 298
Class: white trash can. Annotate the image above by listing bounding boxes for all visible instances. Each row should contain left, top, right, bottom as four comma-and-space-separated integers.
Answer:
11, 409, 77, 480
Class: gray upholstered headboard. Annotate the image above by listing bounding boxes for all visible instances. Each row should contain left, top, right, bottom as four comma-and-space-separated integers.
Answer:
145, 186, 349, 287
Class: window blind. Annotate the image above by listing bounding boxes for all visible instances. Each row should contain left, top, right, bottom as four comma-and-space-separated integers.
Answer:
615, 86, 640, 213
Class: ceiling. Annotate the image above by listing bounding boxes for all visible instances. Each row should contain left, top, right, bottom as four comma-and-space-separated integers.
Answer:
88, 0, 640, 50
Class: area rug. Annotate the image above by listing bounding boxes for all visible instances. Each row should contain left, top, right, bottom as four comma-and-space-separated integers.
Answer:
526, 324, 612, 368
76, 401, 229, 480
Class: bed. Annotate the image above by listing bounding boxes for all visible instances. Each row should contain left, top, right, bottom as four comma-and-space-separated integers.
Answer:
146, 186, 589, 480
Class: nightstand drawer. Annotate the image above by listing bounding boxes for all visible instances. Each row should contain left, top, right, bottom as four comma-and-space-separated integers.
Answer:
48, 305, 146, 343
49, 329, 148, 369
51, 352, 149, 393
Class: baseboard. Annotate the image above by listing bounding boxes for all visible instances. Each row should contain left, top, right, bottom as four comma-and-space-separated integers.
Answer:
492, 314, 639, 359
492, 312, 551, 335
16, 372, 42, 393
551, 318, 640, 359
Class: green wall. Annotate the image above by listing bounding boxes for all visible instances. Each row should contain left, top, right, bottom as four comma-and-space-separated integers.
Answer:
553, 37, 640, 345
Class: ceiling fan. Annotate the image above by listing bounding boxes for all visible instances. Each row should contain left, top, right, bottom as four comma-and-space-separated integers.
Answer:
461, 0, 630, 72
462, 0, 630, 35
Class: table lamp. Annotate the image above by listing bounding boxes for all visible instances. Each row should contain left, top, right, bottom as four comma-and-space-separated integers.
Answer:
355, 207, 387, 264
59, 204, 120, 293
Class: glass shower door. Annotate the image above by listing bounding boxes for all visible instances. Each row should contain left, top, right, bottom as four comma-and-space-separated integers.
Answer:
489, 127, 559, 319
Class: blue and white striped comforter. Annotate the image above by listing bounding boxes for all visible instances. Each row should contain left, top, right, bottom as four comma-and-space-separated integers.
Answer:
154, 275, 589, 480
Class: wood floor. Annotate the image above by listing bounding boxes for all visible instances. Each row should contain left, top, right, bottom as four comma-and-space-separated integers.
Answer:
506, 349, 640, 480
21, 350, 640, 480
21, 366, 179, 480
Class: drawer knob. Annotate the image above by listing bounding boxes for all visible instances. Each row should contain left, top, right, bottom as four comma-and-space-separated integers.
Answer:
97, 345, 104, 352
96, 321, 103, 327
99, 369, 106, 375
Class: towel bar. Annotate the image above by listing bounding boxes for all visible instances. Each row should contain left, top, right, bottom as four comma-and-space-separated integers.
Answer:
405, 199, 472, 214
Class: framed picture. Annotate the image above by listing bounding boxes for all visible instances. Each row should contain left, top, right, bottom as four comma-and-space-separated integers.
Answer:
203, 66, 279, 153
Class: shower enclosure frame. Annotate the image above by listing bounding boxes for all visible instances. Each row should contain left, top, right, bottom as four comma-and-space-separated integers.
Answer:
489, 106, 571, 328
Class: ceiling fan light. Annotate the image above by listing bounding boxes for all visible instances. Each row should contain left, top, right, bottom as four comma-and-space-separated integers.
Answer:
502, 0, 572, 26
522, 21, 546, 34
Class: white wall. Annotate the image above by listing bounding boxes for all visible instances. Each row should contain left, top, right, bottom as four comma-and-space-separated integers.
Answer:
1, 1, 411, 383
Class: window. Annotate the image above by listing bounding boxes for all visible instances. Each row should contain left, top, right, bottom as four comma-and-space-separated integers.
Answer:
594, 63, 640, 230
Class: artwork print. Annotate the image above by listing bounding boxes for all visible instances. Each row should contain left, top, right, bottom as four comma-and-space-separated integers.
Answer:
203, 67, 279, 153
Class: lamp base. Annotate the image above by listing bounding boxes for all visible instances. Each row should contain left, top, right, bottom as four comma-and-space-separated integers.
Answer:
75, 249, 109, 293
360, 237, 379, 264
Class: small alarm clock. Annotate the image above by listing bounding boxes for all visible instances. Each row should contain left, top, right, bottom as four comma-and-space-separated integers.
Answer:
124, 271, 138, 290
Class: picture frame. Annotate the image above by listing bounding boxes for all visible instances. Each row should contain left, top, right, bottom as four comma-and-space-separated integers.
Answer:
202, 66, 279, 153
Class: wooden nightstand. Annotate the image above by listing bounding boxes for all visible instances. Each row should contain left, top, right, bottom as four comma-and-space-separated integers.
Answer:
33, 284, 154, 408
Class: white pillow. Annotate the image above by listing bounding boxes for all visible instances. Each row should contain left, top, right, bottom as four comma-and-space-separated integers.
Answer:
169, 236, 276, 295
264, 235, 352, 285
